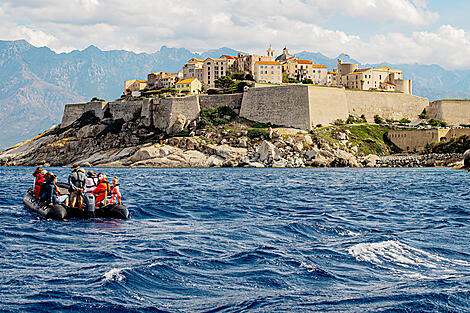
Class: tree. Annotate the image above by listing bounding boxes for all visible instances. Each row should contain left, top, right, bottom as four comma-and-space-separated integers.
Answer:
245, 74, 254, 81
374, 115, 384, 124
236, 81, 250, 93
232, 72, 245, 80
214, 76, 236, 92
181, 89, 191, 95
302, 79, 313, 84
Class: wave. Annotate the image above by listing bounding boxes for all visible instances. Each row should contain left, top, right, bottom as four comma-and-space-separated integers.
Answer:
103, 267, 130, 282
348, 240, 470, 274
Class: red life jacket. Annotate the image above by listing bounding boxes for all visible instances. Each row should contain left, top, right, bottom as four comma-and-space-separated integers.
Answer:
34, 174, 44, 198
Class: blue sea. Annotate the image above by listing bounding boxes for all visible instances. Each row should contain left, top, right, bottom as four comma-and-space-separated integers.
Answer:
1, 167, 470, 312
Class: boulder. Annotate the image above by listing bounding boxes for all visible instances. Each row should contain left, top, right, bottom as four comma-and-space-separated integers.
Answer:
362, 154, 379, 167
204, 144, 247, 160
464, 149, 470, 167
257, 141, 280, 162
248, 162, 265, 168
207, 155, 224, 167
304, 135, 313, 146
305, 149, 319, 161
293, 142, 304, 152
333, 150, 360, 167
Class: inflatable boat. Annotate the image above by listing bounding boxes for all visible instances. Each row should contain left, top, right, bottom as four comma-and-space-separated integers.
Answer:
23, 183, 129, 220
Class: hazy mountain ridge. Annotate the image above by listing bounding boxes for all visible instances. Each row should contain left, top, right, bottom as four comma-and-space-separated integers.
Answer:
0, 39, 468, 148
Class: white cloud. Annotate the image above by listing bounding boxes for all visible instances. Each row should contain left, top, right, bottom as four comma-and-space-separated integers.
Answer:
3, 0, 470, 69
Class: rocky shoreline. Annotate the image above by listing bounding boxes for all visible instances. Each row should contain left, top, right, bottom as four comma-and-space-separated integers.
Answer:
0, 113, 465, 169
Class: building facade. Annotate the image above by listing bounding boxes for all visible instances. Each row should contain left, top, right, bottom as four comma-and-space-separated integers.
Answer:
203, 58, 228, 88
176, 78, 202, 94
254, 61, 282, 84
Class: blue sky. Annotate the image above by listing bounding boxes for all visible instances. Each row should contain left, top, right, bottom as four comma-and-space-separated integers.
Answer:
0, 0, 469, 69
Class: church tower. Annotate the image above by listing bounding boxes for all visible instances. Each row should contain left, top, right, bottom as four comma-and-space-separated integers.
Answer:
267, 44, 274, 60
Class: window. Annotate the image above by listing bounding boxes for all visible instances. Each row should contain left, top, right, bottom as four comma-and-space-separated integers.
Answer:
271, 71, 274, 74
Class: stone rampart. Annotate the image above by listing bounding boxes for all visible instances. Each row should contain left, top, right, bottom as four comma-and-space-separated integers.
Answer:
240, 85, 311, 130
199, 94, 243, 111
427, 100, 470, 126
61, 101, 107, 127
388, 128, 470, 151
346, 90, 429, 122
107, 100, 147, 123
308, 86, 349, 127
153, 96, 200, 133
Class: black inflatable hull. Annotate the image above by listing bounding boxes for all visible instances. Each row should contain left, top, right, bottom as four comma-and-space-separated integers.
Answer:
23, 189, 130, 220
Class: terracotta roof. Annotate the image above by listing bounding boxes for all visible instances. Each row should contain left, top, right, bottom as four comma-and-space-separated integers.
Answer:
297, 59, 313, 64
328, 71, 336, 74
312, 64, 327, 68
176, 78, 198, 85
345, 69, 371, 76
381, 82, 395, 86
221, 55, 236, 59
256, 61, 281, 66
137, 80, 147, 83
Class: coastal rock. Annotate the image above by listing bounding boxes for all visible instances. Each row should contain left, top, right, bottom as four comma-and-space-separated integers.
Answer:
248, 162, 265, 168
305, 149, 319, 161
464, 149, 470, 167
304, 135, 313, 146
207, 155, 224, 167
204, 144, 247, 160
333, 150, 359, 167
257, 141, 280, 162
362, 154, 379, 167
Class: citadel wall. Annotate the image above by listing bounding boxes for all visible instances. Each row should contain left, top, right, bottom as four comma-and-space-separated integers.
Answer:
61, 101, 107, 128
346, 90, 428, 122
199, 94, 243, 111
427, 100, 470, 126
307, 86, 349, 128
239, 85, 311, 130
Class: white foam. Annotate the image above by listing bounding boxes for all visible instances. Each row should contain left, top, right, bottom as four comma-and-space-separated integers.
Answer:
348, 240, 470, 270
103, 267, 129, 282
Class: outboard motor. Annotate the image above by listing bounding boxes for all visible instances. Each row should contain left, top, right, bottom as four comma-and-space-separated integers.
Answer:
86, 193, 96, 217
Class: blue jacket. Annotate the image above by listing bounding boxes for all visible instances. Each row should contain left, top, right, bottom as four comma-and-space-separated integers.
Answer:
41, 180, 58, 205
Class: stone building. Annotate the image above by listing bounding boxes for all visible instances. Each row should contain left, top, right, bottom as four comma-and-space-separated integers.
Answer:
176, 78, 202, 94
182, 59, 204, 81
337, 60, 412, 94
203, 58, 228, 88
388, 128, 470, 152
254, 61, 282, 84
234, 45, 275, 76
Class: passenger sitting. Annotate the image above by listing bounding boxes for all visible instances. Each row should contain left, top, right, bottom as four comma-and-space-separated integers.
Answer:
92, 174, 111, 207
32, 167, 44, 198
109, 177, 122, 205
39, 172, 52, 200
41, 174, 69, 206
83, 171, 99, 213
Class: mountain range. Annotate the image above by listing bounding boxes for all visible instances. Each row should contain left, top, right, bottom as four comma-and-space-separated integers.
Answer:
1, 39, 469, 148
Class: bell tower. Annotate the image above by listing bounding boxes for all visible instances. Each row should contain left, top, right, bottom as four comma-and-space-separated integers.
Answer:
267, 44, 274, 60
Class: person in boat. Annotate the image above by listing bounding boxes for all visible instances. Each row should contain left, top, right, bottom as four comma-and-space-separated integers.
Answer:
41, 174, 69, 206
92, 173, 111, 207
68, 164, 86, 208
109, 177, 122, 205
83, 171, 99, 214
32, 167, 44, 198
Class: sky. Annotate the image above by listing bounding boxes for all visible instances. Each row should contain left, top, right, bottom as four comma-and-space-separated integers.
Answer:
1, 0, 470, 69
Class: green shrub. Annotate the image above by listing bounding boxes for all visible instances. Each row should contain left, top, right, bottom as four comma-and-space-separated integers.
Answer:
232, 72, 245, 80
419, 113, 428, 119
399, 118, 411, 124
374, 115, 384, 124
333, 119, 344, 126
247, 128, 269, 139
428, 118, 447, 127
316, 124, 322, 128
302, 79, 313, 84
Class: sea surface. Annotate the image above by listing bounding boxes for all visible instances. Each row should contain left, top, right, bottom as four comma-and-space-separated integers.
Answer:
1, 167, 470, 312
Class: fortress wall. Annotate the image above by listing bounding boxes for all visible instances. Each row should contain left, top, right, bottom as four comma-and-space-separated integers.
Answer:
346, 91, 428, 122
199, 94, 243, 111
153, 96, 200, 133
387, 129, 442, 152
307, 86, 349, 128
427, 100, 470, 126
61, 101, 107, 127
140, 99, 154, 127
107, 100, 144, 122
240, 85, 310, 130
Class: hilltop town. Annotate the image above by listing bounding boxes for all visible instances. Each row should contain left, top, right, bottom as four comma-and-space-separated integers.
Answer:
124, 46, 413, 97
1, 46, 470, 168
